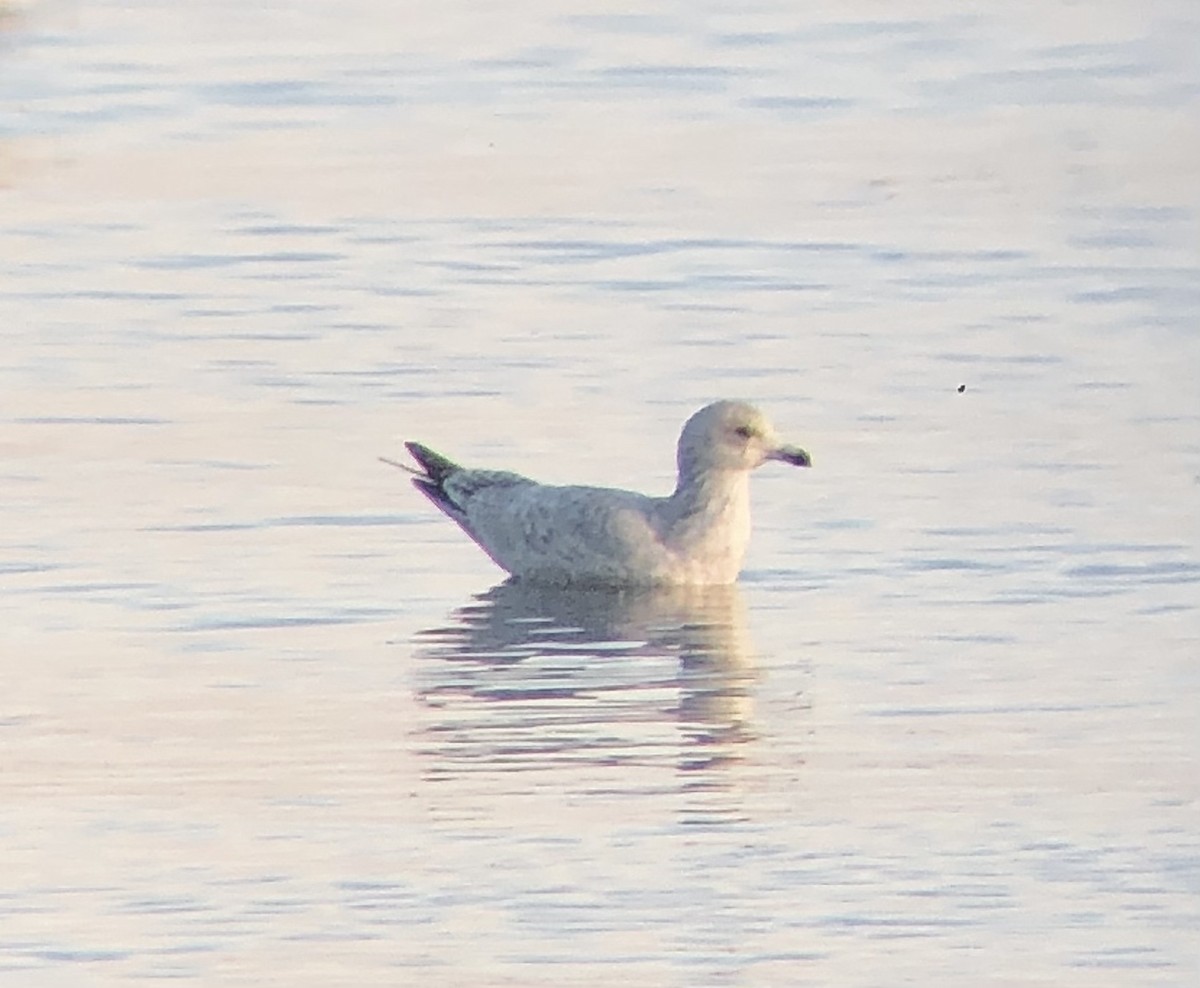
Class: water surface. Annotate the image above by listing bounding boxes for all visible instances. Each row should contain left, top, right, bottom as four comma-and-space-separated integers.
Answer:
1, 0, 1198, 984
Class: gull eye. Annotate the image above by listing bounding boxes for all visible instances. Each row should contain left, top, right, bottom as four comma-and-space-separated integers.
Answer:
734, 425, 755, 440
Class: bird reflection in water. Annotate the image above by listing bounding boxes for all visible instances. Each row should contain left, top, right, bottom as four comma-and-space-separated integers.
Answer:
411, 581, 759, 785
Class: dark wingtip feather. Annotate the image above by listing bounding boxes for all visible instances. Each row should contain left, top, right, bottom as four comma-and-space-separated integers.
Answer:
408, 456, 468, 525
405, 442, 460, 484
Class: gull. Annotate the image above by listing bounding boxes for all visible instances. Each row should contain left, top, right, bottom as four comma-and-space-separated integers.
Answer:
385, 400, 811, 586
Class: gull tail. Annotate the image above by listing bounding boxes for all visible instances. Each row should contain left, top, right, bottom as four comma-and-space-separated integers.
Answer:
382, 442, 468, 524
404, 442, 460, 486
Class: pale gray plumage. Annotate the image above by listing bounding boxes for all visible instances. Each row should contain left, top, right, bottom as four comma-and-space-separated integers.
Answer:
392, 400, 811, 587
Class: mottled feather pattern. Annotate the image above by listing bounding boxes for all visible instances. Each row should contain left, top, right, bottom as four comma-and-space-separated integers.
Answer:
445, 469, 534, 507
394, 401, 810, 586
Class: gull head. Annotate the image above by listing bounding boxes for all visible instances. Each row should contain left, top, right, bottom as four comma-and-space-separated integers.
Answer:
678, 400, 812, 476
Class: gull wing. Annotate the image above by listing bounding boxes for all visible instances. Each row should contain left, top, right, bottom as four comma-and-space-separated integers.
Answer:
400, 441, 534, 542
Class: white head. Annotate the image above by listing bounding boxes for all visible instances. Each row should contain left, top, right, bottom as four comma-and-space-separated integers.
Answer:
677, 400, 812, 478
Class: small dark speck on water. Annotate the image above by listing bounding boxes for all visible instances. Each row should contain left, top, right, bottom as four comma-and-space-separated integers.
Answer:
957, 384, 966, 393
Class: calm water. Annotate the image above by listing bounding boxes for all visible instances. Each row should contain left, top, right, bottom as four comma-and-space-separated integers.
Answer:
2, 0, 1198, 984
